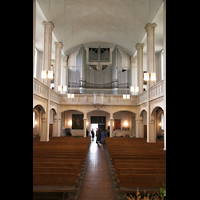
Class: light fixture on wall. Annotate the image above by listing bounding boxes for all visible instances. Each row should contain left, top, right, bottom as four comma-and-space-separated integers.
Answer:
41, 70, 53, 79
67, 93, 74, 98
58, 85, 67, 92
68, 120, 72, 125
124, 121, 128, 126
123, 94, 130, 99
144, 72, 156, 81
130, 86, 139, 93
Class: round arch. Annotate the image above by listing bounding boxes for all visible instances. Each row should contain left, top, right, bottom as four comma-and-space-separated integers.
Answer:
33, 104, 45, 113
150, 102, 164, 115
87, 109, 110, 116
33, 104, 46, 138
60, 109, 85, 137
150, 106, 164, 142
50, 106, 57, 115
139, 108, 147, 116
151, 106, 164, 116
113, 109, 136, 115
59, 107, 85, 114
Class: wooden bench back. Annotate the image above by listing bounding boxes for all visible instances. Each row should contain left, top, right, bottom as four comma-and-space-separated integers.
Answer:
33, 173, 77, 186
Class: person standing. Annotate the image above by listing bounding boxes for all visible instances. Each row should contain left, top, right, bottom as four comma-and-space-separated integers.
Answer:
101, 130, 106, 144
96, 128, 101, 144
91, 129, 94, 139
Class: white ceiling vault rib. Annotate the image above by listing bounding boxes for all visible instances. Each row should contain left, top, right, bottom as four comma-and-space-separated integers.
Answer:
36, 0, 164, 57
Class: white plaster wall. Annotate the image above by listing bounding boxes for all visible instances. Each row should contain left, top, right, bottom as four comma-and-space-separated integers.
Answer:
63, 110, 84, 136
113, 111, 134, 137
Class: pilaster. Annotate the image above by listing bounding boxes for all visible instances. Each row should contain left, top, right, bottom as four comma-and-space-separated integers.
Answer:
144, 23, 157, 88
42, 21, 55, 86
54, 42, 63, 92
109, 118, 114, 137
135, 43, 145, 94
40, 113, 49, 141
144, 23, 157, 143
83, 118, 87, 137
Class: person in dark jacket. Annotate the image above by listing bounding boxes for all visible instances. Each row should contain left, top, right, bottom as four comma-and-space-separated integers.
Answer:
91, 129, 94, 139
96, 128, 101, 144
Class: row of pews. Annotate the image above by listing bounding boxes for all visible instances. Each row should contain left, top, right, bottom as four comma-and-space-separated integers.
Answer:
33, 136, 91, 200
105, 137, 166, 195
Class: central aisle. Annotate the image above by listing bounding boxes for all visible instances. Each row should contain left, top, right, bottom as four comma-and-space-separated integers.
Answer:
78, 138, 116, 200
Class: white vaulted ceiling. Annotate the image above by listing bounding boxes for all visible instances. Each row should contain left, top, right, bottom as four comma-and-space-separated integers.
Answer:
35, 0, 164, 56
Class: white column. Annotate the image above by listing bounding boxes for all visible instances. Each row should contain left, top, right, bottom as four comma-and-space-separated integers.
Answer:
83, 118, 87, 137
61, 55, 68, 90
130, 56, 137, 95
57, 113, 62, 137
163, 0, 166, 150
109, 118, 114, 137
149, 114, 156, 143
135, 43, 145, 94
54, 42, 63, 92
144, 23, 157, 143
83, 113, 87, 137
41, 21, 54, 141
53, 114, 58, 137
42, 21, 55, 86
144, 23, 157, 88
136, 115, 143, 138
40, 113, 48, 141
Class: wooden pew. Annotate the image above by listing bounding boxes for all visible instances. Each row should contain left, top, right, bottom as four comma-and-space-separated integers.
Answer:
105, 137, 166, 194
33, 137, 91, 199
33, 173, 77, 186
116, 168, 166, 177
33, 162, 82, 169
119, 174, 166, 193
33, 167, 79, 174
33, 173, 77, 200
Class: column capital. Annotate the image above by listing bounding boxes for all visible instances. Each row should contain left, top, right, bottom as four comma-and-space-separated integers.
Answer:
42, 21, 55, 30
130, 56, 136, 62
144, 23, 157, 33
135, 43, 145, 50
54, 42, 63, 49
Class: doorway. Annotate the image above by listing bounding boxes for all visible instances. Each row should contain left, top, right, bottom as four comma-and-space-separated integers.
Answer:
90, 123, 98, 136
91, 116, 106, 131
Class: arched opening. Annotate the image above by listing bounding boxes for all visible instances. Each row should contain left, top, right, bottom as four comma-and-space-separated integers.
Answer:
140, 110, 147, 138
33, 105, 45, 139
113, 110, 136, 137
87, 110, 110, 137
61, 110, 84, 137
49, 108, 57, 138
151, 106, 164, 141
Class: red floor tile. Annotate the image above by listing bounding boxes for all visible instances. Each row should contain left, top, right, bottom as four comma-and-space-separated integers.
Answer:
78, 139, 116, 200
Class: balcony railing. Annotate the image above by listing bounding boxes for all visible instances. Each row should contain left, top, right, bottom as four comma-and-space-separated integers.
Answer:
149, 80, 164, 101
33, 79, 164, 106
138, 80, 164, 105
